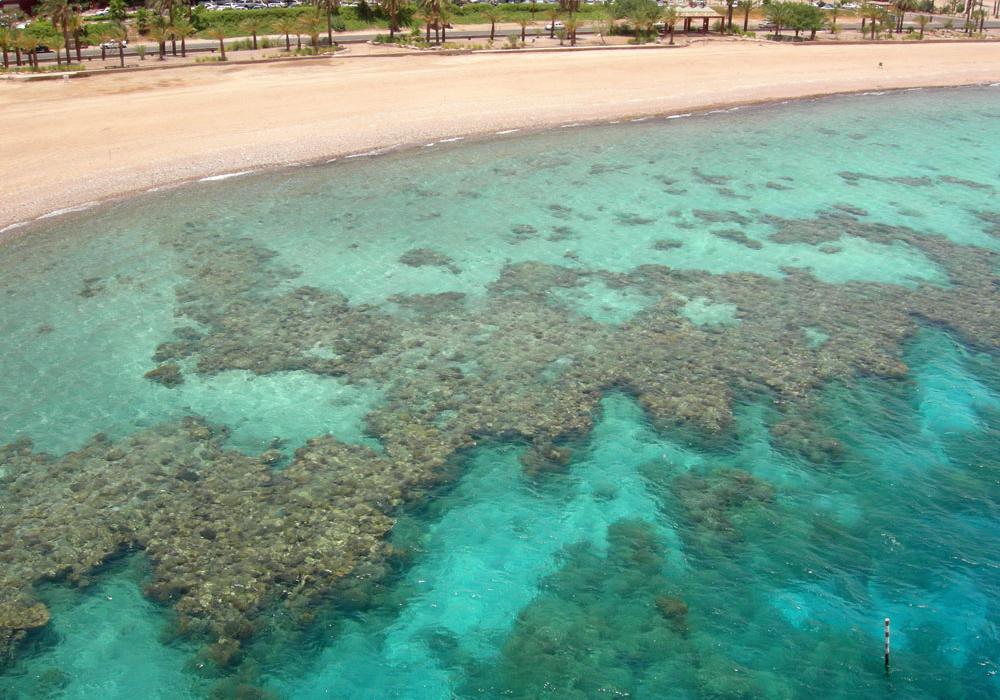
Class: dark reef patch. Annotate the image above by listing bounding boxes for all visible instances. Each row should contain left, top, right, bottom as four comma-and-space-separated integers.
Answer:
399, 248, 461, 275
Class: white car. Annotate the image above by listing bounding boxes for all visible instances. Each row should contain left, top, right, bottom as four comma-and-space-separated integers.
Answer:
101, 39, 128, 49
545, 20, 565, 30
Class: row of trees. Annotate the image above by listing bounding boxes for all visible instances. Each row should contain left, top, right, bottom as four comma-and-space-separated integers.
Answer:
0, 0, 132, 68
378, 0, 585, 46
763, 1, 827, 37
0, 0, 89, 68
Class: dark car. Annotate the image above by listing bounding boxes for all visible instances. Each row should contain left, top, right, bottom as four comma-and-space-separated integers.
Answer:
35, 44, 51, 53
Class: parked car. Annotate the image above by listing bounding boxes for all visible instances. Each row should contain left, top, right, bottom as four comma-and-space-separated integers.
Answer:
101, 39, 128, 49
35, 44, 51, 53
545, 20, 565, 30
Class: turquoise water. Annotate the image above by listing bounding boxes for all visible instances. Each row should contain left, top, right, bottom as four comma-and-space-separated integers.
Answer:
1, 87, 999, 698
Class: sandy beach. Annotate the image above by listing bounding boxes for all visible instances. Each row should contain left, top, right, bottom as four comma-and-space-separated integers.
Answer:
2, 40, 999, 230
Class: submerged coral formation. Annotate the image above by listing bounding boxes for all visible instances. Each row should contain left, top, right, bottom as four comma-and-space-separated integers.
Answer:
460, 519, 792, 699
0, 421, 451, 665
1, 192, 998, 673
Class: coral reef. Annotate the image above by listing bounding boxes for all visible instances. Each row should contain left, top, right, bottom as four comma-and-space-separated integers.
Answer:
0, 422, 450, 665
3, 197, 998, 670
709, 228, 763, 249
460, 519, 791, 699
144, 363, 184, 387
398, 248, 461, 275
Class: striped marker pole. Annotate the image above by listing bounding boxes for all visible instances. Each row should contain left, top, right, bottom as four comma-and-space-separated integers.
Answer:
884, 618, 891, 672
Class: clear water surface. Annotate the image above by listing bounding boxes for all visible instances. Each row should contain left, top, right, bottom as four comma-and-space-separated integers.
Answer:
0, 86, 998, 699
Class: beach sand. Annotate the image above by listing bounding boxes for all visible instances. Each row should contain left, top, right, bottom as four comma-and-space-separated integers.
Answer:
2, 41, 999, 230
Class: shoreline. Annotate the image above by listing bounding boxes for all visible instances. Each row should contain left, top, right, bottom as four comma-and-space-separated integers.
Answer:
2, 41, 1000, 236
2, 81, 995, 245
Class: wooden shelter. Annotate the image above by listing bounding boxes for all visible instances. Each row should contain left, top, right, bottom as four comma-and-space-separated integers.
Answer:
669, 5, 725, 34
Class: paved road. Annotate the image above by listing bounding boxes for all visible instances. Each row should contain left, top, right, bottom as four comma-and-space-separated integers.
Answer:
29, 18, 1000, 63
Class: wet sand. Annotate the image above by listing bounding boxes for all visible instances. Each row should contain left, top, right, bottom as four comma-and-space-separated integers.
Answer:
2, 41, 999, 231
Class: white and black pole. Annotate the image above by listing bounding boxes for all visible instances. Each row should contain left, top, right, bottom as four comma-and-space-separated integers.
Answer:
884, 617, 891, 672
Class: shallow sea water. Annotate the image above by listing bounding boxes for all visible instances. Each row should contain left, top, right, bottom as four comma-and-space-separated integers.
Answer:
1, 87, 999, 699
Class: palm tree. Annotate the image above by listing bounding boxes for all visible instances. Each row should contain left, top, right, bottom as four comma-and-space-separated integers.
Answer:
11, 29, 24, 67
38, 0, 74, 62
860, 2, 884, 37
915, 12, 930, 36
724, 0, 736, 30
98, 30, 110, 61
827, 1, 840, 31
439, 2, 453, 42
662, 5, 679, 43
892, 0, 916, 32
298, 14, 324, 51
311, 0, 340, 47
147, 0, 181, 53
737, 0, 753, 31
241, 16, 264, 50
517, 16, 531, 42
804, 8, 824, 37
383, 0, 404, 38
206, 26, 227, 59
632, 2, 659, 41
51, 33, 65, 66
19, 35, 39, 69
765, 1, 792, 36
148, 24, 169, 59
0, 28, 11, 69
171, 19, 195, 56
483, 4, 502, 40
972, 5, 986, 30
69, 12, 84, 62
275, 17, 298, 50
564, 15, 579, 44
108, 25, 127, 67
419, 0, 442, 42
545, 7, 559, 37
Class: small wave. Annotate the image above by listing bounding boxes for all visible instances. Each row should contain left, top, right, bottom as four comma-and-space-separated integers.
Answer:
630, 117, 649, 122
438, 137, 465, 143
346, 150, 383, 159
560, 122, 582, 128
200, 171, 253, 182
0, 221, 27, 235
36, 202, 99, 220
495, 129, 520, 135
861, 91, 887, 96
666, 113, 691, 120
